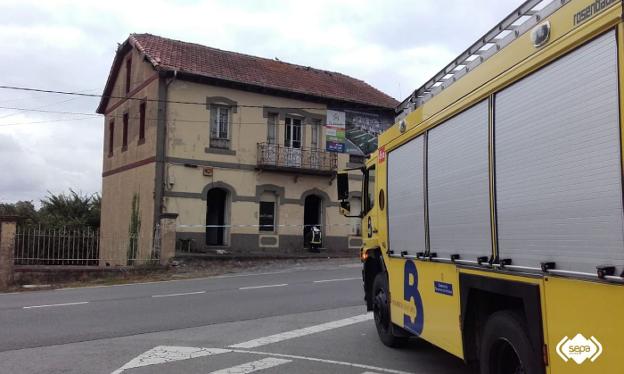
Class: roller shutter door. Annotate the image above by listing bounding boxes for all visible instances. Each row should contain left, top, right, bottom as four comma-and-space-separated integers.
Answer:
387, 135, 426, 255
428, 100, 491, 260
495, 31, 624, 274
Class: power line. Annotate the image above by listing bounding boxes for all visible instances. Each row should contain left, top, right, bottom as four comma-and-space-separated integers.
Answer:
0, 116, 97, 127
0, 84, 393, 112
0, 105, 391, 128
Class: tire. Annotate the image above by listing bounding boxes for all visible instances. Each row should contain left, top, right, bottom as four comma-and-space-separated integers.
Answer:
372, 272, 409, 348
479, 311, 541, 374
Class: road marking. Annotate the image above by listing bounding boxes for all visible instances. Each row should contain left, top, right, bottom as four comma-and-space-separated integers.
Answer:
208, 357, 291, 374
313, 277, 360, 283
229, 313, 373, 348
231, 349, 413, 374
111, 346, 231, 373
23, 301, 89, 309
152, 291, 206, 298
238, 284, 287, 290
55, 270, 294, 291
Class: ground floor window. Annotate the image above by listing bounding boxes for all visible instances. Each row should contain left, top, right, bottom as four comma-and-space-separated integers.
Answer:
259, 201, 275, 232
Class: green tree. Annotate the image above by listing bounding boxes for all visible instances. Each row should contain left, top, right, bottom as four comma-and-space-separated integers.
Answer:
0, 200, 38, 225
38, 189, 101, 228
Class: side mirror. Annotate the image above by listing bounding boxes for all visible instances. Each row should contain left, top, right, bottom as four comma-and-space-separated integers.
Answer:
339, 200, 351, 215
337, 172, 349, 201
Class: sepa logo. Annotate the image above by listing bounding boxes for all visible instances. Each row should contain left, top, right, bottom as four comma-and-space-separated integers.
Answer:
556, 334, 602, 364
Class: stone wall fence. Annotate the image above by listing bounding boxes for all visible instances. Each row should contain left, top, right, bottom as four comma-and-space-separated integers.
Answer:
0, 216, 18, 290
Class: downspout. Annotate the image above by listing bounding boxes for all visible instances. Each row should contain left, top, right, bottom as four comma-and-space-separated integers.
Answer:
154, 70, 177, 230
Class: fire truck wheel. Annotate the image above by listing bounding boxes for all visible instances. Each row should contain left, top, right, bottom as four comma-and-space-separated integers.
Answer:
372, 272, 408, 348
479, 310, 540, 374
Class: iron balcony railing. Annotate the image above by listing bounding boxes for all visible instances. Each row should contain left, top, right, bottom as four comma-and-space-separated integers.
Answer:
257, 143, 337, 175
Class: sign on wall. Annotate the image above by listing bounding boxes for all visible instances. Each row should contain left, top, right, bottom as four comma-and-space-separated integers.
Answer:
325, 110, 346, 153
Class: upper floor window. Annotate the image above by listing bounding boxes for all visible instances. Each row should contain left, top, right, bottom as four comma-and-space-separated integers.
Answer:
311, 119, 321, 149
284, 117, 301, 149
122, 112, 129, 150
210, 105, 231, 149
125, 57, 132, 94
108, 120, 115, 156
138, 101, 146, 143
267, 113, 277, 144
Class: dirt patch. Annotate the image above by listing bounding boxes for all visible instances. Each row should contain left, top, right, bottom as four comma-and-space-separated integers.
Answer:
9, 257, 360, 292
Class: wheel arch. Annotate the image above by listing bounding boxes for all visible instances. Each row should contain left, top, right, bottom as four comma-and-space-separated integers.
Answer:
459, 273, 545, 372
363, 248, 384, 311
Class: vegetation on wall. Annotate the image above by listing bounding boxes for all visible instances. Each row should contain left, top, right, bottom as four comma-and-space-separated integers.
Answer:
127, 193, 141, 265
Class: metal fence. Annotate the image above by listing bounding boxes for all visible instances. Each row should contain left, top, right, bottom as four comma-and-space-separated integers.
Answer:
14, 226, 100, 266
257, 143, 337, 174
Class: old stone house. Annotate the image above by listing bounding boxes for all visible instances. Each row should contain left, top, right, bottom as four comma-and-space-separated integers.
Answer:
96, 33, 397, 265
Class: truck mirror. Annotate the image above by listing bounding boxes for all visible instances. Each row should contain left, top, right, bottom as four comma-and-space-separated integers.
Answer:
340, 200, 351, 214
337, 172, 349, 201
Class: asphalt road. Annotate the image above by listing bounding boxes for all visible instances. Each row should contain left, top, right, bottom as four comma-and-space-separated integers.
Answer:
0, 261, 473, 374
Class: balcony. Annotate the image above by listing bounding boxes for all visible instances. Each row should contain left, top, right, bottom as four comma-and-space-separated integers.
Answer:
257, 143, 337, 176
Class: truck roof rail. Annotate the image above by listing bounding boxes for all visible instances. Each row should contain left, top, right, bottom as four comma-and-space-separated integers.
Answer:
396, 0, 569, 120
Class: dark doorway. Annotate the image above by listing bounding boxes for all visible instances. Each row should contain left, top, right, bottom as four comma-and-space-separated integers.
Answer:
303, 195, 322, 247
206, 188, 227, 246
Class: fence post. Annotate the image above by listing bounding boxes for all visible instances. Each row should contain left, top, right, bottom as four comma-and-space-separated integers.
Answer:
0, 216, 18, 290
159, 213, 178, 266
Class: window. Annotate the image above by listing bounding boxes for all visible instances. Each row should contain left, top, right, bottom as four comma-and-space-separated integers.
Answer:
122, 112, 129, 150
364, 165, 375, 213
259, 201, 275, 232
311, 119, 321, 149
212, 106, 229, 139
349, 154, 365, 165
267, 113, 277, 144
139, 101, 146, 142
108, 120, 114, 156
125, 57, 132, 94
210, 105, 231, 150
284, 117, 302, 148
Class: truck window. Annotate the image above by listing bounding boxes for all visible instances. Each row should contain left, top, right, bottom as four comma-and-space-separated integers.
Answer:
364, 166, 375, 214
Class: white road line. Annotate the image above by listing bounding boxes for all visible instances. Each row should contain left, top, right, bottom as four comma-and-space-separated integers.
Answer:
23, 301, 89, 309
152, 291, 206, 298
238, 284, 287, 290
231, 349, 413, 374
208, 357, 291, 374
55, 270, 294, 291
229, 313, 373, 348
111, 346, 230, 373
313, 277, 360, 283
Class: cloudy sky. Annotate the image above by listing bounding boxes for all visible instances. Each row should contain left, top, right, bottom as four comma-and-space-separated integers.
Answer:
0, 0, 521, 204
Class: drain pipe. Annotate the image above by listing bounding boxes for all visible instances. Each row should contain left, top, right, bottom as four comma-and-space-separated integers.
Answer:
154, 69, 177, 230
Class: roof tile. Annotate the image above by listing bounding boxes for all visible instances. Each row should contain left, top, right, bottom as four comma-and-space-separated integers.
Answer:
130, 33, 398, 109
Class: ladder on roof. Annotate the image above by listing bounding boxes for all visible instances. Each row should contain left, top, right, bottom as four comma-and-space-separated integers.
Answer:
396, 0, 570, 120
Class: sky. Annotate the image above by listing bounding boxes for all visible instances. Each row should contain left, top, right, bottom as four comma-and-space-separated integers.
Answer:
0, 0, 522, 204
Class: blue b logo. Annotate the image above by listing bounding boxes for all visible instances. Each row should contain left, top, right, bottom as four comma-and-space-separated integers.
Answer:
404, 260, 424, 335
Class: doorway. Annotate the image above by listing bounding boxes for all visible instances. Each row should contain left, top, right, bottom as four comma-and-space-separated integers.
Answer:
206, 188, 227, 246
303, 195, 322, 247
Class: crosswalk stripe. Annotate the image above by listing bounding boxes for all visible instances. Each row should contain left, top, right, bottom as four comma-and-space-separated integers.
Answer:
229, 313, 372, 348
208, 358, 291, 374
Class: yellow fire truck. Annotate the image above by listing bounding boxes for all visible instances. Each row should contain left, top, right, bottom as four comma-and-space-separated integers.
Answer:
337, 0, 624, 373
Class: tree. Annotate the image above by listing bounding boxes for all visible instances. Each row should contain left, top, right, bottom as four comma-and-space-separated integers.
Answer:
38, 189, 101, 228
0, 200, 38, 225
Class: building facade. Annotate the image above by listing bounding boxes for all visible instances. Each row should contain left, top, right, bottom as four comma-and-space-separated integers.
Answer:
96, 34, 397, 265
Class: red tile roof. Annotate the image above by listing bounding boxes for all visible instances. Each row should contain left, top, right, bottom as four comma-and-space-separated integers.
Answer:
129, 33, 398, 109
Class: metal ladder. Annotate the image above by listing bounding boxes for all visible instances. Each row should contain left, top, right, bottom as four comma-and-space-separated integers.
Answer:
396, 0, 570, 120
